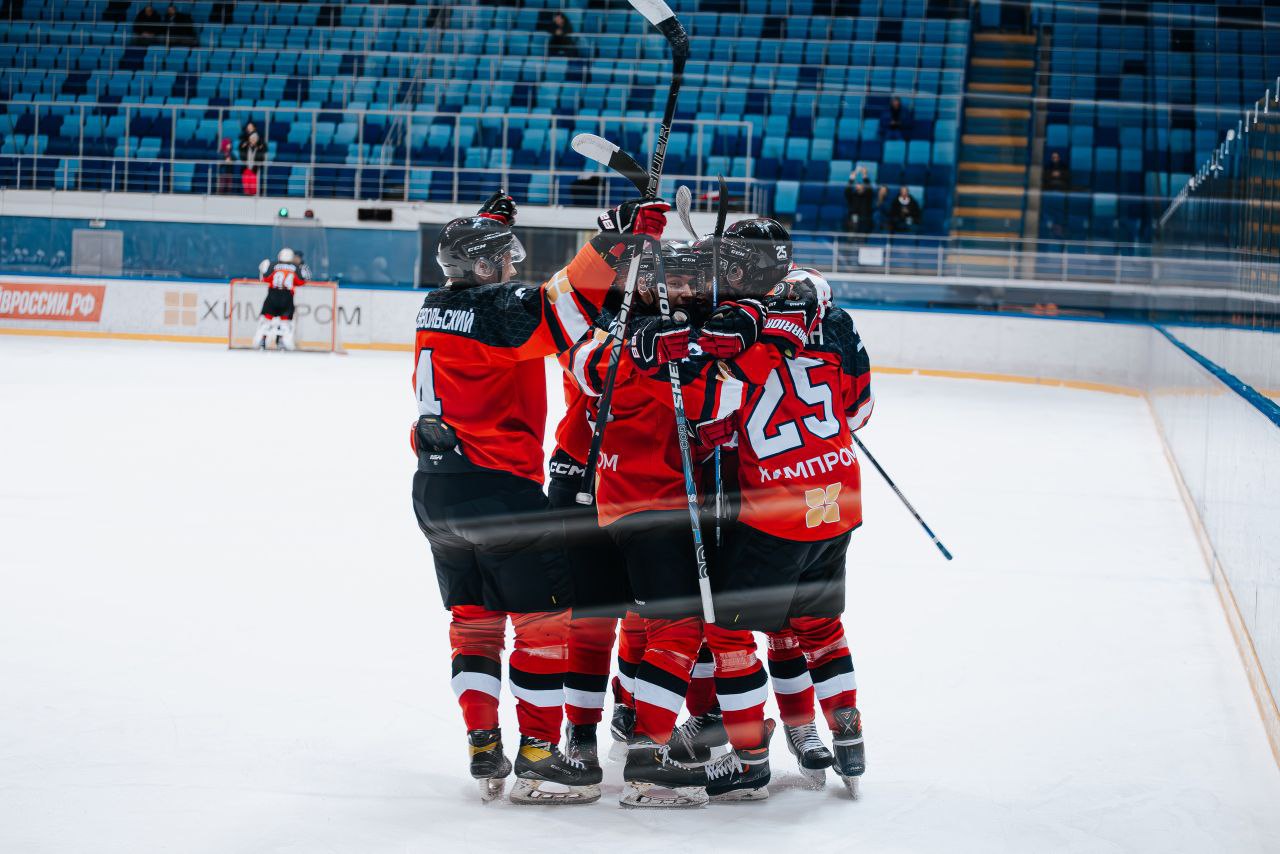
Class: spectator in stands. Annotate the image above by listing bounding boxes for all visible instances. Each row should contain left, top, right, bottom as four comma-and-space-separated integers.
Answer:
844, 167, 876, 234
1043, 150, 1070, 191
209, 2, 232, 25
239, 132, 266, 196
166, 3, 198, 46
133, 2, 164, 45
217, 139, 237, 195
887, 186, 922, 234
239, 121, 259, 149
881, 95, 912, 141
543, 12, 579, 58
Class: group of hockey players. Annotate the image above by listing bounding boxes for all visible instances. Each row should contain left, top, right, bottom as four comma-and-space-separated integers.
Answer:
410, 188, 873, 808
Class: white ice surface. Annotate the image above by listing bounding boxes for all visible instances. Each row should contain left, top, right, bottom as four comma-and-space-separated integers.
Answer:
1, 336, 1278, 854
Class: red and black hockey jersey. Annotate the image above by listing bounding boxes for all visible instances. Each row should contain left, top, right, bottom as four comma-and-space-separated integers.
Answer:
725, 307, 873, 542
263, 262, 306, 291
413, 244, 615, 483
562, 323, 735, 527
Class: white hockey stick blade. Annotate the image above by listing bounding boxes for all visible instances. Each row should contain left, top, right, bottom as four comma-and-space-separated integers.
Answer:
571, 132, 621, 165
675, 185, 699, 241
628, 0, 677, 27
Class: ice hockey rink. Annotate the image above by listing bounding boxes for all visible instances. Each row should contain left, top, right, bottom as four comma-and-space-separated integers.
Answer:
1, 333, 1278, 854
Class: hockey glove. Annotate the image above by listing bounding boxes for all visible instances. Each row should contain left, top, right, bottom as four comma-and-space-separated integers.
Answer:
696, 299, 766, 358
692, 415, 737, 460
258, 258, 271, 277
477, 191, 517, 226
628, 318, 691, 371
590, 198, 670, 267
414, 415, 459, 453
761, 277, 822, 352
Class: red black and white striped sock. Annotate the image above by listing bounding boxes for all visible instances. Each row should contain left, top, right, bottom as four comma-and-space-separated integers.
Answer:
791, 616, 858, 730
507, 610, 570, 743
766, 629, 818, 727
612, 610, 646, 709
685, 643, 717, 717
565, 615, 617, 726
705, 624, 768, 751
448, 605, 506, 733
633, 617, 703, 744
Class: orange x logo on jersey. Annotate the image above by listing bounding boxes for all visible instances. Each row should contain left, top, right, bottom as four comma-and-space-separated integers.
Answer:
805, 483, 841, 528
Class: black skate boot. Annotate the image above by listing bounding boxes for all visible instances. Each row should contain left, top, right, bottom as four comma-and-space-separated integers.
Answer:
666, 707, 729, 766
831, 706, 865, 799
564, 722, 599, 769
608, 701, 635, 762
705, 719, 775, 802
510, 735, 602, 805
783, 719, 834, 789
621, 737, 708, 808
467, 728, 512, 802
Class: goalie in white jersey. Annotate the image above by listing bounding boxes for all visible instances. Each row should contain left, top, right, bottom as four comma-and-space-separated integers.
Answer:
253, 248, 307, 350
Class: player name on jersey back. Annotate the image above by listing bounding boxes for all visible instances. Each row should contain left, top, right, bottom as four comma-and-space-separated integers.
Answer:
416, 305, 476, 334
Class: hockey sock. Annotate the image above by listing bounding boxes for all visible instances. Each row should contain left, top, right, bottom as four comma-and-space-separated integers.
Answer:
684, 643, 717, 717
766, 629, 818, 727
790, 617, 858, 730
613, 611, 646, 709
633, 617, 703, 744
565, 615, 618, 726
705, 624, 768, 751
448, 605, 506, 732
509, 609, 571, 743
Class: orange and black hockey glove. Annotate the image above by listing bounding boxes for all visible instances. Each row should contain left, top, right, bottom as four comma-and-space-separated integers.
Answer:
761, 278, 821, 353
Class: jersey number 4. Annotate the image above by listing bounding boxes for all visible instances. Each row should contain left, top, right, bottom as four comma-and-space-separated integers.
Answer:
415, 349, 443, 416
744, 356, 839, 459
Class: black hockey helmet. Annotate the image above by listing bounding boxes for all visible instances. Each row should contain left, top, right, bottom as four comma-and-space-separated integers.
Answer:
435, 216, 526, 286
717, 217, 793, 297
634, 242, 708, 321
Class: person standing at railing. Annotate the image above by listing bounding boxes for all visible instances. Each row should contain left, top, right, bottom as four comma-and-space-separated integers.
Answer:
239, 131, 266, 196
887, 186, 922, 234
844, 167, 876, 235
217, 139, 237, 195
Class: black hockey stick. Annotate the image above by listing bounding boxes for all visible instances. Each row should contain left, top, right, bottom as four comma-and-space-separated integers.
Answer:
571, 133, 648, 196
709, 174, 728, 551
851, 433, 954, 561
576, 0, 689, 506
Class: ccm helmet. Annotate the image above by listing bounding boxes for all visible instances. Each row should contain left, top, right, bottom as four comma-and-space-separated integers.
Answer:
717, 218, 793, 297
435, 216, 526, 286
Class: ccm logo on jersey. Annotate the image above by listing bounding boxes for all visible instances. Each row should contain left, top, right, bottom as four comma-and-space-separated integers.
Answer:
758, 446, 857, 483
805, 483, 842, 528
416, 306, 476, 334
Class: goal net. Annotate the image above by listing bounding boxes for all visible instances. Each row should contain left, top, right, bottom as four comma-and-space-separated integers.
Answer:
227, 279, 344, 353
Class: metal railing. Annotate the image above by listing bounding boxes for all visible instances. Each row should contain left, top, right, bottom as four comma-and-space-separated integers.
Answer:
0, 101, 764, 210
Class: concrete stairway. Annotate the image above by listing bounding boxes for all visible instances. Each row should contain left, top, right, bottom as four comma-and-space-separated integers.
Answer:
952, 31, 1036, 242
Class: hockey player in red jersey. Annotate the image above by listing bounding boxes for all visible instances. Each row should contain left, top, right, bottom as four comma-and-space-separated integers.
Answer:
692, 218, 872, 800
563, 241, 751, 808
253, 248, 306, 350
409, 191, 670, 804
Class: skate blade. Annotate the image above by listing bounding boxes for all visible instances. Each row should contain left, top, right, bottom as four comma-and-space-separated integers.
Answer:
607, 740, 629, 763
620, 781, 708, 809
797, 765, 828, 790
478, 776, 506, 802
509, 778, 600, 806
709, 786, 770, 802
836, 774, 861, 800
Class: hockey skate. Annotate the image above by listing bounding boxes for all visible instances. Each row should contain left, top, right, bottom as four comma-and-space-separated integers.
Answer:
467, 728, 512, 802
831, 707, 865, 799
564, 722, 600, 769
666, 707, 730, 767
705, 719, 775, 802
509, 736, 602, 805
621, 738, 708, 809
783, 719, 834, 789
608, 701, 635, 762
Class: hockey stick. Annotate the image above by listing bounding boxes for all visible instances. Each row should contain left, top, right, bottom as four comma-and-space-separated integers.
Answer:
709, 175, 728, 552
575, 0, 689, 506
571, 133, 648, 196
674, 184, 699, 241
851, 433, 954, 561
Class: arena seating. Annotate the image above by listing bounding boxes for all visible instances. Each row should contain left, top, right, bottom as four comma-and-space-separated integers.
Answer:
0, 0, 967, 235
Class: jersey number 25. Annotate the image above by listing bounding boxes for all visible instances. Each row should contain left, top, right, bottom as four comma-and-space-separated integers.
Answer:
744, 356, 839, 460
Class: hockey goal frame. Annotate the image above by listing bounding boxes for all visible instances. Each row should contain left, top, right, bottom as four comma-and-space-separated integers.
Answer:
227, 278, 344, 353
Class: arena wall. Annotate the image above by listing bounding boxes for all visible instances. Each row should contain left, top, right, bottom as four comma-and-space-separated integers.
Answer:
2, 274, 1276, 760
